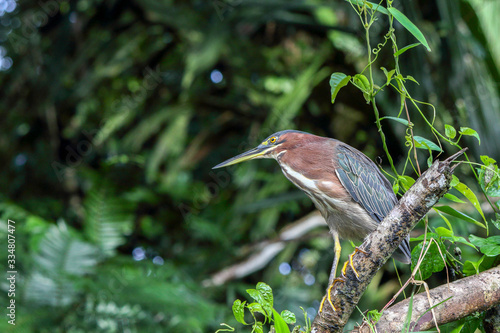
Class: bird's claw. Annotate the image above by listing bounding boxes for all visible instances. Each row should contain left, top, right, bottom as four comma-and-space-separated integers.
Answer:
341, 246, 368, 281
319, 276, 346, 313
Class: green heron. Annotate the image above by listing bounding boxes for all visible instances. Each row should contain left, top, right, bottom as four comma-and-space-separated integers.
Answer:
213, 130, 411, 312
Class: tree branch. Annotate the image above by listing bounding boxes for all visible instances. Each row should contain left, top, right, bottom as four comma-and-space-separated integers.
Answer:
311, 149, 467, 333
355, 265, 500, 332
203, 212, 326, 287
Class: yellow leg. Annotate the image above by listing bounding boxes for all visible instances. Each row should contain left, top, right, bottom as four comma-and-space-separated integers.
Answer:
320, 232, 342, 313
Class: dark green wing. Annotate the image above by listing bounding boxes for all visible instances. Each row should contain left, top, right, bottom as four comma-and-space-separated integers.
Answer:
335, 145, 412, 263
335, 145, 397, 223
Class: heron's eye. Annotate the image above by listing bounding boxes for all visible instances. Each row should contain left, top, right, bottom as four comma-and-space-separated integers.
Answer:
269, 136, 277, 144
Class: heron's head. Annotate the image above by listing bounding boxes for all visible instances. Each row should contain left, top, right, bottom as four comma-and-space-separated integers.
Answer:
212, 130, 308, 169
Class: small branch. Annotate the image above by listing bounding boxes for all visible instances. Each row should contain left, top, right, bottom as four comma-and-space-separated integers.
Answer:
357, 265, 500, 332
311, 149, 466, 333
203, 212, 326, 287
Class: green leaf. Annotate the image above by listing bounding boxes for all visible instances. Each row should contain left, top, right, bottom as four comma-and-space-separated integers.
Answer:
444, 193, 465, 204
459, 127, 480, 145
392, 182, 400, 195
435, 210, 453, 232
387, 7, 431, 51
84, 184, 135, 256
493, 213, 500, 231
347, 0, 389, 15
394, 43, 421, 57
445, 124, 456, 139
253, 321, 264, 333
442, 235, 477, 250
477, 157, 500, 197
411, 240, 445, 280
280, 310, 296, 325
469, 235, 500, 257
272, 309, 291, 333
352, 74, 371, 91
434, 206, 486, 229
405, 75, 420, 85
366, 309, 382, 324
247, 302, 266, 317
352, 74, 371, 102
413, 136, 442, 152
410, 232, 438, 242
329, 73, 351, 104
454, 182, 486, 224
381, 116, 409, 126
381, 67, 395, 85
256, 282, 273, 316
463, 256, 485, 276
27, 222, 100, 307
450, 175, 460, 187
232, 300, 247, 325
480, 155, 496, 166
435, 227, 453, 238
399, 175, 415, 191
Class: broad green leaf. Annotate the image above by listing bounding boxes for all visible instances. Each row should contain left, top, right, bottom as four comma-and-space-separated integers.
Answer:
454, 182, 486, 223
247, 302, 266, 317
352, 74, 371, 102
435, 227, 453, 238
256, 282, 273, 316
411, 240, 445, 280
442, 235, 477, 250
444, 193, 465, 204
330, 73, 351, 103
413, 136, 442, 152
450, 323, 466, 333
459, 127, 480, 145
347, 0, 389, 15
445, 124, 456, 139
410, 232, 438, 242
388, 7, 431, 51
280, 310, 296, 325
246, 288, 260, 302
450, 175, 460, 187
463, 256, 485, 276
434, 206, 486, 229
394, 43, 421, 57
469, 235, 500, 257
399, 175, 415, 191
273, 309, 291, 333
381, 116, 409, 126
232, 300, 247, 325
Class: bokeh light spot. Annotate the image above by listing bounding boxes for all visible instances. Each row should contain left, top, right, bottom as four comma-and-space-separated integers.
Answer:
210, 69, 223, 84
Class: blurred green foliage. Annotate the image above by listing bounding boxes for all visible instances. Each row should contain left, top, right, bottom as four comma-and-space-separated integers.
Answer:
0, 0, 499, 332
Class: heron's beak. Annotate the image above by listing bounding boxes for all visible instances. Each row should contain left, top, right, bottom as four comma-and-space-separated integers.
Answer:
212, 146, 271, 169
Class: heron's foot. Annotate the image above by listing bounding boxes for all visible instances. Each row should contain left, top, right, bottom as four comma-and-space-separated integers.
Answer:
341, 247, 368, 281
319, 276, 346, 313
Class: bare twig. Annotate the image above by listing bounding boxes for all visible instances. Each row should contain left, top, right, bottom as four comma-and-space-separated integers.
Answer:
203, 212, 326, 287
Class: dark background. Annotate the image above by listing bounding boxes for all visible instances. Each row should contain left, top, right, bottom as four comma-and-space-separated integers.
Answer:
0, 0, 499, 332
